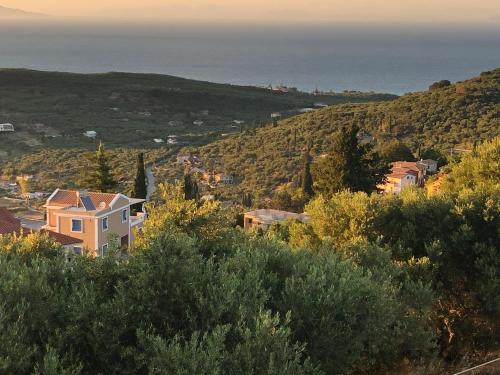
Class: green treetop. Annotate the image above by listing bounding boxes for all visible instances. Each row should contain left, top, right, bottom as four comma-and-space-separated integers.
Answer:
80, 142, 117, 193
312, 123, 389, 196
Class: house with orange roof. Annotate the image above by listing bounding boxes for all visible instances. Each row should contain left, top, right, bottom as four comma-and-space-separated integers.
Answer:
43, 189, 146, 256
0, 206, 83, 252
378, 167, 418, 195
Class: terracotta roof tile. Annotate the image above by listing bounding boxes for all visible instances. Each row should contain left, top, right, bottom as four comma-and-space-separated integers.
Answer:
40, 230, 83, 246
0, 207, 22, 235
49, 190, 118, 210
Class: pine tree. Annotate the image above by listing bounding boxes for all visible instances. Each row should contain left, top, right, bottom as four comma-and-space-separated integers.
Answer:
300, 150, 314, 197
312, 123, 388, 196
80, 142, 117, 193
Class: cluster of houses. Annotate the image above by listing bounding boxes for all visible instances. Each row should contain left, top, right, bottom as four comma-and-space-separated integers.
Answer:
378, 159, 438, 195
0, 189, 146, 258
261, 84, 299, 93
177, 153, 234, 188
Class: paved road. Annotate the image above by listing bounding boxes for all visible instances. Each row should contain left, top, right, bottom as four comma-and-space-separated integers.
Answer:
146, 166, 156, 201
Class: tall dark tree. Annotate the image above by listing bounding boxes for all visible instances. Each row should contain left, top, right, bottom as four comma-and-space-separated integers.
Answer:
132, 153, 147, 199
300, 150, 314, 197
131, 152, 147, 212
80, 142, 117, 193
312, 124, 388, 196
241, 193, 253, 208
183, 174, 199, 201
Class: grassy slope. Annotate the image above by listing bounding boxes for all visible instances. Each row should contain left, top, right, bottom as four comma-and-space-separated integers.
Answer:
199, 68, 500, 194
0, 69, 396, 157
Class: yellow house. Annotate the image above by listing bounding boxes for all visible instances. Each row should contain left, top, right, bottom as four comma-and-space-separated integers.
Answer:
43, 189, 146, 256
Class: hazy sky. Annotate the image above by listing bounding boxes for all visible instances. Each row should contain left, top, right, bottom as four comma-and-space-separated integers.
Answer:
2, 0, 500, 24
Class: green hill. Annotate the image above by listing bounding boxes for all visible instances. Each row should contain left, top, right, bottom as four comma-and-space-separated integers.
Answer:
0, 69, 395, 158
199, 68, 500, 194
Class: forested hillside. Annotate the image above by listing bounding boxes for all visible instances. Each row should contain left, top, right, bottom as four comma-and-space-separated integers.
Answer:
200, 68, 499, 193
0, 69, 395, 157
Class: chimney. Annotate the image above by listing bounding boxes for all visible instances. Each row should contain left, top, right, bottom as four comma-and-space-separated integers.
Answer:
76, 191, 80, 207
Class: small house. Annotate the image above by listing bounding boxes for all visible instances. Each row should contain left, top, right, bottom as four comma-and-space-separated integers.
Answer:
417, 159, 438, 173
84, 130, 97, 138
0, 123, 15, 132
244, 209, 310, 231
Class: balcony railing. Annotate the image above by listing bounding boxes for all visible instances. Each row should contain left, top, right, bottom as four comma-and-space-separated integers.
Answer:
130, 212, 146, 227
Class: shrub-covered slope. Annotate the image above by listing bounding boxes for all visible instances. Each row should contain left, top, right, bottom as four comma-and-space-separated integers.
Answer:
200, 68, 500, 193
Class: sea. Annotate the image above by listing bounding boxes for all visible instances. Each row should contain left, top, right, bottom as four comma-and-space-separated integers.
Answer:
0, 21, 499, 95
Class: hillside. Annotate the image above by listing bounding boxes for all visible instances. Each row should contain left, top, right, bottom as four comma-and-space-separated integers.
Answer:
0, 69, 395, 158
199, 68, 500, 193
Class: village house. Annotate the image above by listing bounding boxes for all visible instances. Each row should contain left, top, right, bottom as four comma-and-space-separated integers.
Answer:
417, 159, 438, 173
244, 209, 310, 231
0, 123, 15, 132
391, 161, 427, 186
378, 168, 418, 195
0, 207, 84, 252
214, 173, 234, 185
43, 189, 146, 256
84, 130, 97, 138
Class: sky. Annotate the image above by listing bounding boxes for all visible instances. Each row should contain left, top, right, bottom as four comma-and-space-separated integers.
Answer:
2, 0, 500, 24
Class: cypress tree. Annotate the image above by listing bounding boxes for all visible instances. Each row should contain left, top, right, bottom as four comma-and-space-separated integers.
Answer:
132, 153, 147, 199
131, 153, 147, 212
184, 174, 199, 201
300, 150, 314, 197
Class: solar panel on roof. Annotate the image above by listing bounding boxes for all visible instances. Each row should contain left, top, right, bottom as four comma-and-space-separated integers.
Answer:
80, 196, 96, 211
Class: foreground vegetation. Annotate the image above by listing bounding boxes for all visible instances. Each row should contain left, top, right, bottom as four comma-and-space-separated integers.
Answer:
0, 138, 498, 374
200, 68, 499, 194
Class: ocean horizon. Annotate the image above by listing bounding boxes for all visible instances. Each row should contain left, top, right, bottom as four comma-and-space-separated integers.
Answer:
0, 22, 498, 95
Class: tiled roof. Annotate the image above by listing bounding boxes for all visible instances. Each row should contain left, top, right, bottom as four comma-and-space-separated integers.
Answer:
49, 190, 118, 210
40, 230, 83, 246
0, 207, 20, 224
0, 221, 22, 235
391, 161, 425, 172
0, 207, 21, 235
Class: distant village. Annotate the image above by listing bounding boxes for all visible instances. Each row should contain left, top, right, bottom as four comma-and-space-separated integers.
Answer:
1, 118, 449, 260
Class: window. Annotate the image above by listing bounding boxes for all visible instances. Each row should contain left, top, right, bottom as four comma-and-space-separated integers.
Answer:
122, 209, 128, 223
101, 244, 109, 257
71, 219, 83, 232
102, 217, 109, 231
73, 247, 83, 256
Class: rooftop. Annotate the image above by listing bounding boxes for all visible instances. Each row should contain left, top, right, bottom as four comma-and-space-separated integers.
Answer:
47, 189, 145, 212
245, 209, 310, 224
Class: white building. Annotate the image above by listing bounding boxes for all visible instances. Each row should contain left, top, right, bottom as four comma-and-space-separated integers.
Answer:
0, 123, 14, 132
417, 159, 438, 173
84, 130, 97, 138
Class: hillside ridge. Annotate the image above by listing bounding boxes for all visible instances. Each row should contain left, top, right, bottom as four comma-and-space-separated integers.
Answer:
199, 68, 500, 193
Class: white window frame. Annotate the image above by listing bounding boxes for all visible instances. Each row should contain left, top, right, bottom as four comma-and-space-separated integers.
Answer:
71, 219, 83, 233
73, 246, 83, 256
102, 217, 109, 232
101, 243, 109, 257
121, 209, 128, 223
